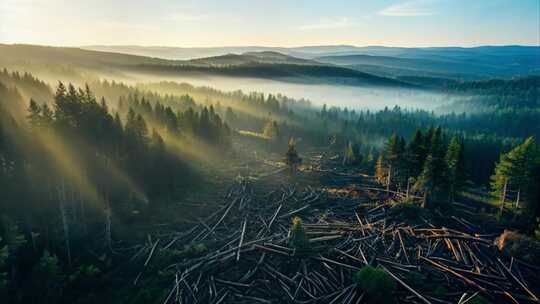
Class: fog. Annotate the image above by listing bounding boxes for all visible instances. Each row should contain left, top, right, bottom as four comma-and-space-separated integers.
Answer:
10, 63, 456, 113
117, 73, 453, 112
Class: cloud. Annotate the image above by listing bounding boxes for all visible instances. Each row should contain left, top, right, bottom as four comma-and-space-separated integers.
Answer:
166, 12, 209, 22
298, 17, 356, 31
379, 0, 439, 17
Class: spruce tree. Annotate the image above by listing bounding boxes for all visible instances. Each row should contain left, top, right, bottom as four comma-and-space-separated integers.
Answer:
445, 137, 466, 202
285, 138, 302, 173
27, 99, 42, 129
384, 133, 406, 188
375, 154, 388, 185
263, 120, 280, 140
406, 129, 427, 179
491, 137, 538, 210
343, 141, 358, 165
415, 128, 449, 206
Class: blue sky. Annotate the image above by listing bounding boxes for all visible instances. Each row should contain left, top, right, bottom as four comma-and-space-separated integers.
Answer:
1, 0, 538, 47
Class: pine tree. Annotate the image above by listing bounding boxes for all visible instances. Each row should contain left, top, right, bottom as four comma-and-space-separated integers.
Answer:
396, 136, 407, 185
150, 129, 165, 153
415, 154, 437, 207
491, 137, 538, 210
406, 129, 427, 179
414, 128, 450, 207
285, 138, 302, 173
27, 99, 42, 128
224, 107, 236, 125
41, 104, 54, 125
375, 154, 388, 184
289, 217, 310, 253
383, 133, 405, 188
343, 141, 358, 165
263, 120, 280, 140
445, 137, 466, 202
135, 114, 148, 140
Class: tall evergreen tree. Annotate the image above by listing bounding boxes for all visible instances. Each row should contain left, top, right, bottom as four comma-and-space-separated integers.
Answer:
263, 120, 280, 140
445, 137, 466, 202
285, 138, 302, 174
406, 129, 427, 179
343, 141, 359, 165
383, 133, 406, 188
491, 137, 538, 209
375, 154, 388, 185
415, 127, 449, 206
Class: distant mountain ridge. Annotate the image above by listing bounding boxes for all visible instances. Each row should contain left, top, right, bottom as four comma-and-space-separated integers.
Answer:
186, 51, 320, 66
315, 46, 540, 79
84, 45, 540, 79
0, 44, 410, 88
82, 45, 363, 60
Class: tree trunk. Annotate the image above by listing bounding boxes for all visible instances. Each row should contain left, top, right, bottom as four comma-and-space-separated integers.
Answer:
57, 180, 72, 266
386, 165, 392, 192
105, 196, 112, 251
79, 189, 87, 235
406, 178, 410, 200
515, 189, 520, 208
500, 178, 508, 214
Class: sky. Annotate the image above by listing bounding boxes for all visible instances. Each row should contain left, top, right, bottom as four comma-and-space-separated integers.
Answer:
1, 0, 538, 47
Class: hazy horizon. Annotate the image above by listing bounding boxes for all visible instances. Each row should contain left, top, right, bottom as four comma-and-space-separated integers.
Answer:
3, 43, 539, 49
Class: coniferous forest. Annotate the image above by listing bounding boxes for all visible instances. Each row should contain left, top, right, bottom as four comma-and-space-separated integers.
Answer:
1, 2, 540, 303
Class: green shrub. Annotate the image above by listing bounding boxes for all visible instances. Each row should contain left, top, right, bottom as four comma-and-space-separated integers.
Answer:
289, 217, 311, 254
353, 266, 396, 304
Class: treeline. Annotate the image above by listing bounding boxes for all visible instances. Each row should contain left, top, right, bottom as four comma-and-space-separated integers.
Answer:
374, 128, 465, 206
443, 75, 539, 109
138, 81, 314, 124
119, 93, 231, 147
0, 68, 53, 103
372, 130, 540, 232
318, 105, 519, 184
90, 80, 311, 137
135, 63, 406, 86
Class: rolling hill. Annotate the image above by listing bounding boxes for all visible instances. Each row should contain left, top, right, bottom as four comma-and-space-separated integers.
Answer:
0, 44, 410, 88
315, 46, 540, 80
83, 45, 540, 80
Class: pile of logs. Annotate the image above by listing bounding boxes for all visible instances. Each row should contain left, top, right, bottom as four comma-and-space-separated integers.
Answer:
132, 177, 539, 304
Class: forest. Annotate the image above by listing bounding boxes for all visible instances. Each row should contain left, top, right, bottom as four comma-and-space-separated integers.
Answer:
0, 43, 539, 304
